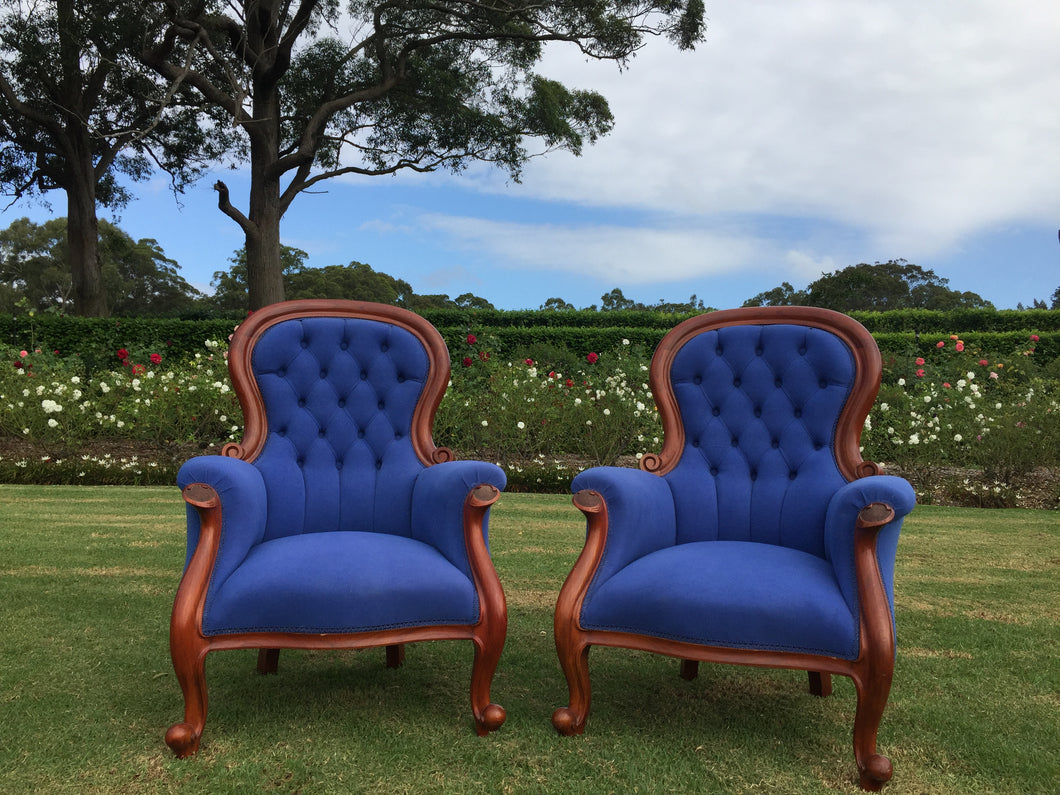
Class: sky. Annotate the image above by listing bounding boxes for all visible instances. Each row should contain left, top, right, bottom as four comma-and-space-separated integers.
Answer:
9, 0, 1060, 310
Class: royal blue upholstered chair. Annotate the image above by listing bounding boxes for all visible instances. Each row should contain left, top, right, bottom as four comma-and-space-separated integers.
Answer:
552, 307, 915, 790
166, 300, 507, 757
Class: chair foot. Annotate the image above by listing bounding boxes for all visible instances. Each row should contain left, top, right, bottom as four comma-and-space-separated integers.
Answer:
858, 753, 893, 791
165, 722, 202, 758
474, 703, 506, 735
551, 706, 586, 736
679, 659, 700, 680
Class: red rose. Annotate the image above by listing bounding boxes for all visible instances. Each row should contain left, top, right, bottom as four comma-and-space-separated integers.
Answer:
462, 357, 473, 367
117, 348, 129, 360
586, 352, 599, 364
466, 334, 477, 345
150, 353, 162, 364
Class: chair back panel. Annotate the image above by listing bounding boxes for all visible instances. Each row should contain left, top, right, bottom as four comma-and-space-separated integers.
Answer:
663, 323, 858, 556
248, 315, 432, 541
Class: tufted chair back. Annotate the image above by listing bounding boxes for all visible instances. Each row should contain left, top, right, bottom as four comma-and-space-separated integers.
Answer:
223, 302, 453, 542
646, 308, 881, 557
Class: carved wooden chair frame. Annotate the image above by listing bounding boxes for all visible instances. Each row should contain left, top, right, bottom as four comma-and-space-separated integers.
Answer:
167, 300, 507, 757
552, 307, 904, 791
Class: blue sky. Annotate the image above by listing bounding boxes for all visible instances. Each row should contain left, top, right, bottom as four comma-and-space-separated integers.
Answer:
9, 0, 1060, 310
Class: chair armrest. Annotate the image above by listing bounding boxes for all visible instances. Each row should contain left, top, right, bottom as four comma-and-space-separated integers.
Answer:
571, 466, 677, 588
411, 460, 507, 575
176, 455, 268, 589
824, 475, 917, 616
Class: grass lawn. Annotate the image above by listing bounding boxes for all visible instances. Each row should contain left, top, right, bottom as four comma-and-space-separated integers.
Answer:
1, 486, 1057, 793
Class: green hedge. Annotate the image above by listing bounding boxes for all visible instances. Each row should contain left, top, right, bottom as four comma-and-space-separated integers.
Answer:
4, 308, 1058, 370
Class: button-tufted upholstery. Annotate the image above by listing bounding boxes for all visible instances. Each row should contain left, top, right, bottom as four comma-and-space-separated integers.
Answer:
165, 300, 508, 758
552, 307, 915, 791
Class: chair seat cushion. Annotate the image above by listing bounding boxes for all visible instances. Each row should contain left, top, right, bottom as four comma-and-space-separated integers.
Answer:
581, 541, 859, 659
202, 531, 478, 635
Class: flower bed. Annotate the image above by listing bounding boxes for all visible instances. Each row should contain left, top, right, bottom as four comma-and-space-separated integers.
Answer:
3, 331, 1058, 507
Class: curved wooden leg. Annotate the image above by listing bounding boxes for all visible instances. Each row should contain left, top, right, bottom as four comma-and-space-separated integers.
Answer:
551, 640, 591, 736
852, 673, 894, 791
385, 644, 405, 668
809, 671, 832, 697
166, 642, 209, 758
469, 633, 506, 736
680, 659, 700, 681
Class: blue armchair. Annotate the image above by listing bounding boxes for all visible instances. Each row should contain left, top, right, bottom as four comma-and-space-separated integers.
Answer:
552, 307, 915, 790
166, 300, 507, 757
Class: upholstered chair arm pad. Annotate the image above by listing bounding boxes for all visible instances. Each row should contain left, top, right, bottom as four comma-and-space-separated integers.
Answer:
571, 466, 677, 584
411, 460, 507, 575
825, 475, 917, 615
176, 455, 268, 587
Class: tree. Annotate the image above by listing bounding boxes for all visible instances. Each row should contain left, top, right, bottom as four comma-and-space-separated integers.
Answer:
0, 216, 201, 315
208, 249, 491, 310
1052, 286, 1060, 310
209, 245, 310, 312
141, 0, 705, 309
0, 0, 230, 316
742, 281, 806, 307
600, 287, 640, 311
540, 297, 576, 311
804, 260, 993, 312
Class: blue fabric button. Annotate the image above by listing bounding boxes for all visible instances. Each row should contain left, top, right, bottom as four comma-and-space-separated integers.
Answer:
753, 407, 762, 417
771, 439, 779, 449
340, 341, 348, 350
731, 437, 739, 447
775, 378, 783, 388
300, 340, 308, 348
378, 400, 385, 409
710, 466, 719, 476
297, 398, 306, 407
733, 377, 741, 387
693, 375, 702, 385
712, 407, 721, 417
320, 370, 327, 378
337, 399, 346, 408
357, 429, 365, 439
360, 370, 368, 379
794, 408, 802, 418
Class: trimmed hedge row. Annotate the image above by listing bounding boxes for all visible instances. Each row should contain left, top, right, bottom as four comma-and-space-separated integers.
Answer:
4, 309, 1058, 370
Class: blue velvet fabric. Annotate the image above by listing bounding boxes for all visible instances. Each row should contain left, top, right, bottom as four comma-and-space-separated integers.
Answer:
177, 314, 506, 637
573, 322, 915, 660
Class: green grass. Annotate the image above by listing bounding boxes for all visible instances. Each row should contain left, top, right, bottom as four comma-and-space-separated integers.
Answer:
1, 487, 1057, 793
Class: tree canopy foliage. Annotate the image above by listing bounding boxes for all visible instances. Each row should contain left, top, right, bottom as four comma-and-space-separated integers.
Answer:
207, 247, 494, 313
0, 0, 230, 316
140, 0, 706, 308
0, 217, 202, 315
742, 260, 994, 312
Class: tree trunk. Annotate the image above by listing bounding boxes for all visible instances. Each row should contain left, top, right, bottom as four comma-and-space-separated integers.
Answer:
244, 194, 285, 310
241, 52, 286, 311
66, 138, 107, 317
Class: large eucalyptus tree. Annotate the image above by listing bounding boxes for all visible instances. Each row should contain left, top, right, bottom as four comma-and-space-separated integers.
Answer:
142, 0, 706, 309
0, 0, 230, 315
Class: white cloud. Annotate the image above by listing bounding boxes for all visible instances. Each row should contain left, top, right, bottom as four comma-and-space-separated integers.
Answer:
418, 214, 777, 283
453, 0, 1060, 262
